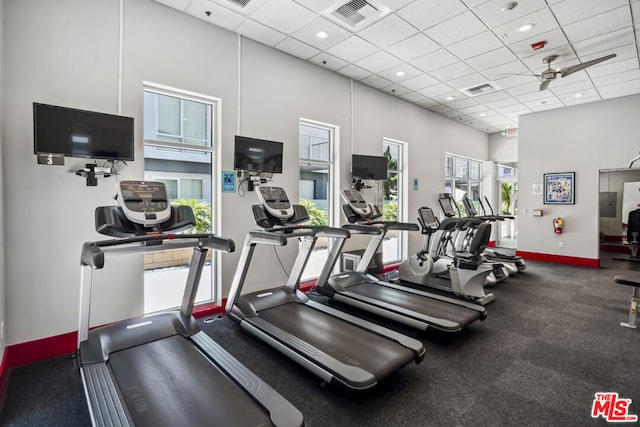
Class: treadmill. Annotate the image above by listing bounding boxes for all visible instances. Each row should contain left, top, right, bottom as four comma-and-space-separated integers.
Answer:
315, 189, 487, 333
225, 186, 425, 391
78, 181, 303, 427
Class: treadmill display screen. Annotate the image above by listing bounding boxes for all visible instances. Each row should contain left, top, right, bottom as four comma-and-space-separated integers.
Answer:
120, 181, 169, 213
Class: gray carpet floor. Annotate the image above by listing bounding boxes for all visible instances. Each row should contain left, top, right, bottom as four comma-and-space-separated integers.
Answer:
1, 256, 639, 426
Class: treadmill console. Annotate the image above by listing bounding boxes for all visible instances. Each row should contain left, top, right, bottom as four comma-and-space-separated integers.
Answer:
438, 194, 457, 218
256, 186, 294, 220
417, 207, 439, 232
117, 181, 171, 226
341, 189, 372, 217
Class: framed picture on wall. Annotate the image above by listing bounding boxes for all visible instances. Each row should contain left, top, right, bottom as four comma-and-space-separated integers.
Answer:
543, 172, 575, 204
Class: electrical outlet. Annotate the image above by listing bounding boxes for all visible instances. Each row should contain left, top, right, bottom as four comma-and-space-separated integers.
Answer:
559, 242, 564, 248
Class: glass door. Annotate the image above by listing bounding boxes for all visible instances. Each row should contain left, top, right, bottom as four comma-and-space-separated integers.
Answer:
496, 163, 518, 249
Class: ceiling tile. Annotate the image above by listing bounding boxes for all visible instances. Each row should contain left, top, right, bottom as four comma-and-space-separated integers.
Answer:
429, 104, 453, 114
551, 0, 630, 26
355, 51, 404, 74
598, 79, 640, 98
396, 0, 468, 31
549, 79, 596, 96
555, 87, 598, 101
447, 73, 493, 91
508, 28, 571, 59
493, 8, 559, 45
290, 16, 352, 50
633, 2, 640, 22
480, 60, 530, 81
447, 31, 504, 60
473, 91, 512, 102
484, 97, 521, 108
505, 81, 543, 96
563, 6, 632, 44
208, 0, 268, 16
457, 104, 489, 114
520, 47, 577, 71
399, 92, 428, 103
337, 64, 372, 80
466, 47, 518, 70
417, 83, 456, 98
410, 49, 459, 73
397, 74, 441, 91
430, 61, 476, 81
386, 33, 440, 62
472, 0, 548, 28
186, 0, 246, 31
296, 0, 344, 14
563, 94, 602, 106
382, 84, 411, 96
236, 19, 287, 46
446, 98, 480, 109
586, 57, 640, 79
592, 69, 640, 87
326, 36, 380, 62
582, 43, 639, 63
572, 27, 635, 57
309, 52, 350, 71
357, 14, 419, 48
250, 0, 317, 34
378, 64, 423, 83
276, 38, 320, 60
361, 75, 394, 89
425, 10, 488, 46
416, 98, 440, 108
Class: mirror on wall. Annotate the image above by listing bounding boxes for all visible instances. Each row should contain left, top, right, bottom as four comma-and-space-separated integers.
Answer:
598, 168, 640, 270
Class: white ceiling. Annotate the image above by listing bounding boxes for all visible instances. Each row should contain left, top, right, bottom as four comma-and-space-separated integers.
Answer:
154, 0, 640, 133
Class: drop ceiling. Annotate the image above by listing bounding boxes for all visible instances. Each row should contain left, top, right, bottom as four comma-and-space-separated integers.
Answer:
154, 0, 640, 134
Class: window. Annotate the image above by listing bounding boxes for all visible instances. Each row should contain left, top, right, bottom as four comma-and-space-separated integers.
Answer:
142, 82, 220, 313
445, 154, 482, 216
383, 139, 406, 264
299, 120, 336, 281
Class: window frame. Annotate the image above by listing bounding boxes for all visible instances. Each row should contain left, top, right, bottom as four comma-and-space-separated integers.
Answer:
142, 81, 223, 306
445, 153, 483, 215
383, 138, 408, 264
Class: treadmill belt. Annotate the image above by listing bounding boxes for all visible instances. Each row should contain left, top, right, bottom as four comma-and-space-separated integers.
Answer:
109, 335, 272, 427
258, 303, 415, 380
347, 283, 482, 328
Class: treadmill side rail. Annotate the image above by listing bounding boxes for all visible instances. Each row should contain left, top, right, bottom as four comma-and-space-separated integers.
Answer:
192, 331, 304, 427
81, 363, 133, 427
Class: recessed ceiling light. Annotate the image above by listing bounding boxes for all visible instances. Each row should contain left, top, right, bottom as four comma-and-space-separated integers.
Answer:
315, 31, 329, 39
574, 93, 584, 98
517, 23, 535, 32
395, 70, 406, 77
480, 113, 486, 117
446, 96, 455, 101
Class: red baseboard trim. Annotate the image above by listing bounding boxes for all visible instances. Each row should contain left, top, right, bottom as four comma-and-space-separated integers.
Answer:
0, 347, 9, 405
516, 250, 599, 268
599, 243, 629, 253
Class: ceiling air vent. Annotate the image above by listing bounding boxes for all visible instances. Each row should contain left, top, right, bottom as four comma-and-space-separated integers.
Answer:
325, 0, 390, 31
460, 81, 501, 97
226, 0, 251, 7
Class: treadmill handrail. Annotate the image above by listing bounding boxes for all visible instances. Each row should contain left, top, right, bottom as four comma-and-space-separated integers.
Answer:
81, 234, 235, 269
368, 221, 420, 232
265, 224, 351, 239
343, 223, 383, 235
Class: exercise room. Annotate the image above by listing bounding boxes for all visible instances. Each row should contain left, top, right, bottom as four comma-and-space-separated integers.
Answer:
0, 0, 639, 425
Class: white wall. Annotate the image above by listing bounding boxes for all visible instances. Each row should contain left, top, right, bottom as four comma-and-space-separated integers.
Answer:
488, 132, 518, 163
518, 94, 640, 259
1, 0, 488, 346
0, 0, 6, 361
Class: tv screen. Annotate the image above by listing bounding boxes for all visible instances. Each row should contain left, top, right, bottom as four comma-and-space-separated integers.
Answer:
352, 154, 388, 180
33, 103, 134, 161
234, 135, 283, 173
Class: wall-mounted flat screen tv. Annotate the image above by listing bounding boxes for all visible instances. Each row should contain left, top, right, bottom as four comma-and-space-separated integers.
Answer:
233, 135, 283, 173
33, 103, 134, 161
352, 154, 388, 180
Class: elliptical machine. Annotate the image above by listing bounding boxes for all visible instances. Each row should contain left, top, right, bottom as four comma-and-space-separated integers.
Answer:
461, 195, 526, 274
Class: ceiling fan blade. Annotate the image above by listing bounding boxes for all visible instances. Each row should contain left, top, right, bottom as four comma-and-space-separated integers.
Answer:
539, 80, 551, 91
561, 53, 617, 77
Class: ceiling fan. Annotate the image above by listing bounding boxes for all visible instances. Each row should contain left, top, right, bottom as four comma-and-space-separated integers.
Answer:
512, 53, 617, 91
